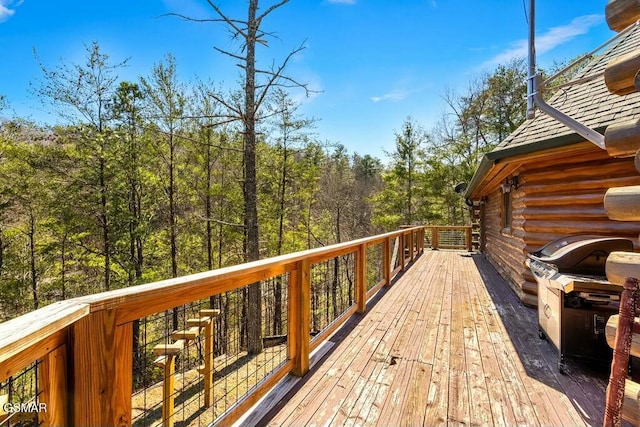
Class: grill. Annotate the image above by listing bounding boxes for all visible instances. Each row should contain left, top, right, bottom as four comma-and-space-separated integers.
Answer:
526, 235, 634, 373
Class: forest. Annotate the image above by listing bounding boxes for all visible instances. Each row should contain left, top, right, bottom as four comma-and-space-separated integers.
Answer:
0, 1, 557, 322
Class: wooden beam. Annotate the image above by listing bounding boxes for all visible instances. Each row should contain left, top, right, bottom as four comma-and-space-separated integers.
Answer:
606, 0, 640, 32
400, 233, 406, 270
356, 243, 367, 314
289, 259, 310, 376
607, 251, 640, 284
383, 238, 391, 286
622, 380, 640, 425
605, 185, 640, 221
606, 315, 640, 358
161, 355, 176, 427
71, 311, 132, 426
432, 227, 440, 250
203, 317, 214, 407
605, 119, 640, 157
38, 344, 68, 427
0, 302, 89, 382
605, 50, 640, 95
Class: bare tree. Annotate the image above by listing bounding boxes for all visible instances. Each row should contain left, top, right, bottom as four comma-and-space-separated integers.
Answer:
170, 0, 310, 354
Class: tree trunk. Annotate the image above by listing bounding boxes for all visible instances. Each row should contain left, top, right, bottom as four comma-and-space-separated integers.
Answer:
28, 210, 38, 310
99, 157, 111, 292
169, 132, 179, 331
245, 0, 263, 355
274, 145, 287, 335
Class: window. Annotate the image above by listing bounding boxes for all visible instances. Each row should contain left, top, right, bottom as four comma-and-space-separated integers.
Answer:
503, 190, 512, 230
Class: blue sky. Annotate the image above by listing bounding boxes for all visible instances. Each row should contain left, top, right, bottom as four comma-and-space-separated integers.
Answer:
0, 0, 614, 160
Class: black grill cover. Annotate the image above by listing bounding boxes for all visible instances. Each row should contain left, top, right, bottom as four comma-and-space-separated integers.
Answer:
527, 235, 634, 276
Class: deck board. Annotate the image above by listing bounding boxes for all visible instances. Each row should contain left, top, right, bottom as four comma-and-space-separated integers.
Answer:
262, 250, 612, 427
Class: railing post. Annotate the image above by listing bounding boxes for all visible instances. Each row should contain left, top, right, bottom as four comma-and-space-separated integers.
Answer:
289, 259, 310, 376
383, 237, 391, 286
408, 231, 414, 262
71, 310, 132, 426
433, 227, 439, 250
39, 344, 69, 426
466, 226, 473, 251
400, 233, 406, 271
356, 244, 367, 313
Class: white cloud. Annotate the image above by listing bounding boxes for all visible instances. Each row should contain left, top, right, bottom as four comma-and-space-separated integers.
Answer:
480, 14, 603, 69
0, 0, 22, 23
328, 0, 356, 4
371, 90, 407, 103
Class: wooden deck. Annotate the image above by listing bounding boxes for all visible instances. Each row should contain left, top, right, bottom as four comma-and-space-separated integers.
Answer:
260, 250, 611, 427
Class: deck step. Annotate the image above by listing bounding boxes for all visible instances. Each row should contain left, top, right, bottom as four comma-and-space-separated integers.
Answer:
171, 326, 201, 341
153, 339, 185, 356
199, 309, 221, 317
186, 316, 211, 327
153, 355, 168, 367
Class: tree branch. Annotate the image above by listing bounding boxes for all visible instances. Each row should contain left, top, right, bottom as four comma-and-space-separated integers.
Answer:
257, 0, 290, 23
206, 0, 247, 39
254, 42, 309, 112
197, 215, 245, 228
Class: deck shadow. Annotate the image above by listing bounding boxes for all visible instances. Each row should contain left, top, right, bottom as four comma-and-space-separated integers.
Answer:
471, 253, 610, 426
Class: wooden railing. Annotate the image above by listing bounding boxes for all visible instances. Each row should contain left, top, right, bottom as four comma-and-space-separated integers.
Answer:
423, 225, 473, 251
0, 226, 426, 427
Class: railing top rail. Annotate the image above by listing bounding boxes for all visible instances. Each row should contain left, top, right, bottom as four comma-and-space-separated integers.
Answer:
0, 301, 89, 381
424, 225, 472, 230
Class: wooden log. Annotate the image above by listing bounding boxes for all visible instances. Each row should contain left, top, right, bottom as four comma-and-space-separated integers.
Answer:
606, 315, 640, 357
607, 252, 640, 285
605, 185, 640, 221
605, 119, 640, 157
635, 149, 640, 174
622, 380, 640, 425
604, 278, 638, 427
605, 50, 640, 95
606, 0, 640, 32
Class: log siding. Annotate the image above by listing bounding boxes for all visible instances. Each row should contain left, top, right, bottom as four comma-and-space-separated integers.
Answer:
481, 142, 640, 306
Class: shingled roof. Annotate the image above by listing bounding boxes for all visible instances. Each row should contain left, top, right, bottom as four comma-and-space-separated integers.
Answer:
467, 22, 640, 197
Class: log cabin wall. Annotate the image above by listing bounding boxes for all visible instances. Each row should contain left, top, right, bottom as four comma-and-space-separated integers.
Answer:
482, 142, 640, 307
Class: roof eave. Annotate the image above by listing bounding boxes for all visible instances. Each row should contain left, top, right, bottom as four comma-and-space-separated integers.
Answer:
464, 126, 606, 199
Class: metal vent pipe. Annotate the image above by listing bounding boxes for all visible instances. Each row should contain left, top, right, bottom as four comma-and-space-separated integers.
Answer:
526, 0, 606, 150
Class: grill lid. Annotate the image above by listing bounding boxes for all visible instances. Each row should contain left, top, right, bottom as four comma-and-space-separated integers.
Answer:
527, 235, 634, 276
